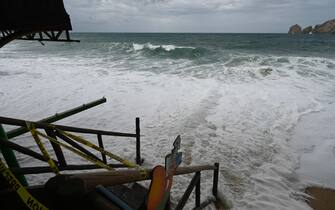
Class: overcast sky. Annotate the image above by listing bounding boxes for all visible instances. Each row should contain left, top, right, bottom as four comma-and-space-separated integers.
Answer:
63, 0, 335, 33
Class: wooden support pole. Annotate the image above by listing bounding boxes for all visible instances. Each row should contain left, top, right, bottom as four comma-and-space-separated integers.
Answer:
66, 30, 70, 40
135, 117, 142, 165
0, 30, 34, 48
0, 138, 57, 163
175, 172, 200, 210
0, 125, 28, 186
54, 131, 101, 162
192, 199, 215, 210
213, 163, 219, 198
195, 172, 201, 207
51, 31, 56, 40
55, 31, 62, 39
44, 31, 52, 39
97, 134, 107, 164
45, 129, 67, 167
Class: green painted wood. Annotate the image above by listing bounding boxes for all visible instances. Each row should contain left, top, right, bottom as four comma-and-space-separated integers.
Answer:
0, 124, 28, 186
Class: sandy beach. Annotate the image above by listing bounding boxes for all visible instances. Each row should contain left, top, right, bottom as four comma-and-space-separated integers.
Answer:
292, 104, 335, 210
306, 187, 335, 210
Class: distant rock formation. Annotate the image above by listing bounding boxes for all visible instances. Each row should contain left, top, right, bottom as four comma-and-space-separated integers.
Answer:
288, 24, 302, 34
302, 26, 313, 34
289, 18, 335, 34
313, 19, 335, 33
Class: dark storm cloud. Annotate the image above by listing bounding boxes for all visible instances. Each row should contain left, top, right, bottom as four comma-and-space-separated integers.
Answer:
63, 0, 335, 32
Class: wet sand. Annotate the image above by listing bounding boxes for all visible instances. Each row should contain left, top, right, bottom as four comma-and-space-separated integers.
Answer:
306, 187, 335, 210
292, 105, 335, 210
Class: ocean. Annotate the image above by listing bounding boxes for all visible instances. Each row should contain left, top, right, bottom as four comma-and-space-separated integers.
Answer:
1, 33, 335, 209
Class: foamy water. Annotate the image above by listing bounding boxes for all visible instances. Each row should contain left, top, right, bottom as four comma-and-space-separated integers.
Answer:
1, 33, 335, 209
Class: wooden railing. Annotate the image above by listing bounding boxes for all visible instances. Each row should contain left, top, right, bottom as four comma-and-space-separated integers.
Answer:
47, 164, 220, 210
0, 100, 220, 209
0, 115, 142, 176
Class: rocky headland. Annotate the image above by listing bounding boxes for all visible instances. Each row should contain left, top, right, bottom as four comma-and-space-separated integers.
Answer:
288, 18, 335, 34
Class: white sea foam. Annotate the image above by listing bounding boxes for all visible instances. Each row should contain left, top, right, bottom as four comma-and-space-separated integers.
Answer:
132, 42, 196, 51
1, 40, 335, 210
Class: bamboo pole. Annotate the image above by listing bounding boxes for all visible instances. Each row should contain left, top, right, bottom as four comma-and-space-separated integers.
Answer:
6, 97, 107, 139
0, 116, 136, 138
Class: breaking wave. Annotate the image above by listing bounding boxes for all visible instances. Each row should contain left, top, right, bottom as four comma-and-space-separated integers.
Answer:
132, 43, 195, 51
131, 43, 206, 59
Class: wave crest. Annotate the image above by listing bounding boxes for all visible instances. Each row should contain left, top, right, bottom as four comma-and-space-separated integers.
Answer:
132, 43, 195, 51
131, 43, 206, 59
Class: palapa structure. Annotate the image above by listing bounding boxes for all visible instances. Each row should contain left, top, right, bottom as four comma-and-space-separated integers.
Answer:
0, 0, 78, 48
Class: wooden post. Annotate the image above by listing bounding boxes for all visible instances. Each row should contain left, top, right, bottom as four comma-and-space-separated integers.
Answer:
55, 131, 101, 161
135, 118, 142, 165
213, 163, 219, 198
0, 139, 55, 163
97, 134, 107, 164
0, 125, 28, 186
45, 129, 67, 167
175, 172, 200, 210
195, 172, 201, 207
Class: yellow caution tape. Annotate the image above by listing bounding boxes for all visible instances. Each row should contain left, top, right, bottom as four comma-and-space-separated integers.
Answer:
0, 158, 49, 210
57, 130, 148, 178
36, 130, 113, 171
26, 122, 59, 175
25, 122, 145, 177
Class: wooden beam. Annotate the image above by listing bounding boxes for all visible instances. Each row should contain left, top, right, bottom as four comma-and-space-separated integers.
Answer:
1, 116, 137, 138
46, 165, 217, 194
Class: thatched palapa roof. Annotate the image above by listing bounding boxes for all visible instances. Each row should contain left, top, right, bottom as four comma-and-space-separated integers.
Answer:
0, 0, 72, 31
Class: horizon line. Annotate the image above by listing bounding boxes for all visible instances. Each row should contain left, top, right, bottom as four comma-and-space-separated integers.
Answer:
70, 31, 288, 34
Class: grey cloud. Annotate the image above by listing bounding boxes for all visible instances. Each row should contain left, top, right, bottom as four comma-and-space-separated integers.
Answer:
63, 0, 335, 32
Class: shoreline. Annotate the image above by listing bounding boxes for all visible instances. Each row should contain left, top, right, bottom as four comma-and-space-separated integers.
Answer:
291, 102, 335, 185
306, 187, 335, 210
291, 103, 335, 210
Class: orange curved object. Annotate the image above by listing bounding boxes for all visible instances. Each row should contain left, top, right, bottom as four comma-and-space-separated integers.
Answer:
147, 166, 167, 210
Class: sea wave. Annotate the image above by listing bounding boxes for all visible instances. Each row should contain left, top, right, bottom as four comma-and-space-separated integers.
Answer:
132, 43, 195, 51
131, 42, 206, 59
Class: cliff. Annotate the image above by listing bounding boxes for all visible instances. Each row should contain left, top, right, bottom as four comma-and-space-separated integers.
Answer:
313, 19, 335, 33
289, 18, 335, 34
